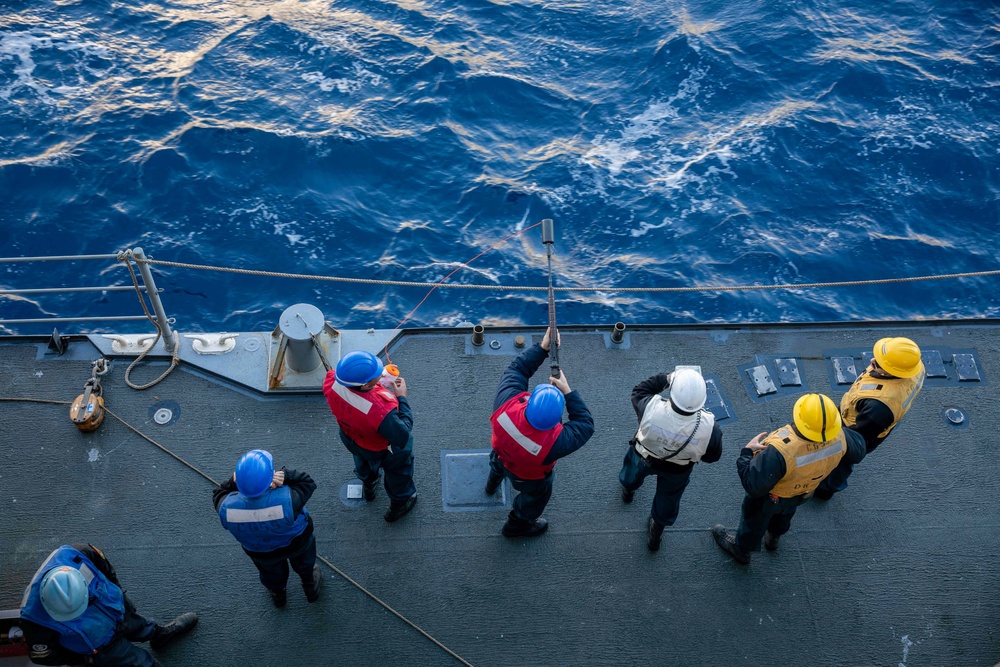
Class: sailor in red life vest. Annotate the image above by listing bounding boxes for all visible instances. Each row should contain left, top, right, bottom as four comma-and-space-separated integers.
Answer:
485, 327, 595, 537
323, 350, 418, 522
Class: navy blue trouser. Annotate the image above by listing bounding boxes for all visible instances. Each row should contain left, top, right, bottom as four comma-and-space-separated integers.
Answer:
618, 446, 693, 527
249, 534, 317, 593
92, 594, 158, 667
489, 450, 553, 521
735, 493, 809, 552
344, 437, 416, 502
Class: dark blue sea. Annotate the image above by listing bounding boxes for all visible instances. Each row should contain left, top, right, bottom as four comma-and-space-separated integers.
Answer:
1, 0, 998, 334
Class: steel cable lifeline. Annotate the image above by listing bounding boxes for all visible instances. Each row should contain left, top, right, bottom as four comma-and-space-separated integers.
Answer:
138, 256, 1000, 293
0, 396, 475, 667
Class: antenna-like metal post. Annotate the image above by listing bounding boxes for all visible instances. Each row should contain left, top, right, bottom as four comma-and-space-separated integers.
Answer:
132, 247, 177, 353
611, 322, 626, 344
541, 218, 554, 245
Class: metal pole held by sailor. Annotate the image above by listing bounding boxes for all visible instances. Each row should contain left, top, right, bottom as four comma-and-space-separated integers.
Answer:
541, 218, 559, 377
132, 247, 177, 353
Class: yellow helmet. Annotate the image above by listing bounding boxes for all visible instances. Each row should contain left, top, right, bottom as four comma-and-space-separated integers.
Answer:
872, 337, 922, 378
792, 393, 842, 443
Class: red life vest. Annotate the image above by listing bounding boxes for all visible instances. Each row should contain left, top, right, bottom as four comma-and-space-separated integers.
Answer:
323, 370, 399, 452
490, 392, 563, 480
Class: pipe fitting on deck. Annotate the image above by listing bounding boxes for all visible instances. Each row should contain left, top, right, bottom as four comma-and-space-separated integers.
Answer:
611, 322, 626, 344
472, 324, 485, 347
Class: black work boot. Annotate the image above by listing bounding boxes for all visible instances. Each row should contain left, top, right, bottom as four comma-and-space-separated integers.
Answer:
362, 480, 377, 501
764, 531, 780, 552
150, 612, 198, 649
384, 494, 418, 522
812, 487, 834, 501
621, 486, 635, 504
711, 525, 751, 565
484, 472, 503, 495
501, 512, 548, 538
647, 517, 665, 552
271, 589, 287, 608
303, 565, 323, 603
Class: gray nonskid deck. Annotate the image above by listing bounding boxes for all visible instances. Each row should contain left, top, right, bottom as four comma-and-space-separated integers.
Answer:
2, 321, 999, 666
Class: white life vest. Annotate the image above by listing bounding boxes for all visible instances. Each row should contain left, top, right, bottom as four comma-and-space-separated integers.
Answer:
634, 395, 714, 464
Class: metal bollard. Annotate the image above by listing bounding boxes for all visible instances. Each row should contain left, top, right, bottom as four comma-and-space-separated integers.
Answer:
611, 322, 626, 344
279, 304, 325, 373
472, 324, 485, 347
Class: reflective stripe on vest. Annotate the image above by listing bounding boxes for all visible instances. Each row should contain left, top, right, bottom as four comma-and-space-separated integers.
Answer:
767, 426, 847, 498
219, 485, 310, 553
323, 370, 399, 451
635, 395, 714, 464
20, 546, 125, 655
490, 392, 562, 480
841, 365, 925, 439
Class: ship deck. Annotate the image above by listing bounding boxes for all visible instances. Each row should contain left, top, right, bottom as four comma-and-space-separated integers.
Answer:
2, 321, 999, 666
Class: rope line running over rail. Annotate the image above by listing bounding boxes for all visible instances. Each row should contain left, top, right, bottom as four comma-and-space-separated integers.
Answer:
138, 257, 1000, 293
0, 396, 475, 667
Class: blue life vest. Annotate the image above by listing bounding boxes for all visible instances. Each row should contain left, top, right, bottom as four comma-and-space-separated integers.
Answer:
20, 546, 125, 655
219, 485, 309, 552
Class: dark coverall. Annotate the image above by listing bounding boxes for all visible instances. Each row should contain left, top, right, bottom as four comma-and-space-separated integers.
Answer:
20, 544, 161, 667
817, 398, 895, 495
339, 393, 416, 502
620, 373, 723, 527
489, 342, 595, 521
735, 428, 866, 552
213, 468, 318, 593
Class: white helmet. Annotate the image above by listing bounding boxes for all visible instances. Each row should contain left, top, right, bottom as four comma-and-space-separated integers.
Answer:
669, 368, 707, 413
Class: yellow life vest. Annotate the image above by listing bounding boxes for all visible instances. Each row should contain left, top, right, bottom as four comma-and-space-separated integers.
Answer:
766, 426, 847, 498
840, 364, 925, 439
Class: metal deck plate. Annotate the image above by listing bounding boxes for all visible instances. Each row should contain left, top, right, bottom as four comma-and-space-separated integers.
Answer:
440, 450, 510, 511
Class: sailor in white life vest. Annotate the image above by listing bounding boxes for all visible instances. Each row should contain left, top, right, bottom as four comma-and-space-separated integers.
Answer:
323, 350, 418, 523
620, 368, 724, 552
486, 327, 595, 538
815, 337, 925, 500
712, 394, 867, 564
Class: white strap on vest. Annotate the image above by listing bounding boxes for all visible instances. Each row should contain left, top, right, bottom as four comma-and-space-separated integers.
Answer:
226, 505, 286, 523
332, 380, 373, 415
497, 412, 543, 456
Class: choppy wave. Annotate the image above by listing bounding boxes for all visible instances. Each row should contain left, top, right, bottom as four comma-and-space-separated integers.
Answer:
0, 0, 998, 334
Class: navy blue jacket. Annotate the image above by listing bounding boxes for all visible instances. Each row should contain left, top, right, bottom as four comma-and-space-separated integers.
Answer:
631, 373, 723, 471
848, 397, 896, 453
493, 343, 594, 465
213, 467, 316, 558
737, 427, 867, 498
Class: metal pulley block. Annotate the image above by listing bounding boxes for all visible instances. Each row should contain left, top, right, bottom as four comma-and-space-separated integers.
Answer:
71, 359, 108, 432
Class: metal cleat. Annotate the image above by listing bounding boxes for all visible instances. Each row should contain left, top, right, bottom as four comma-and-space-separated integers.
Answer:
184, 333, 240, 355
102, 334, 157, 355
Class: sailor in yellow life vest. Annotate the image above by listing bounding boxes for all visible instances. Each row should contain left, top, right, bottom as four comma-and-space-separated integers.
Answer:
814, 337, 925, 500
712, 393, 867, 564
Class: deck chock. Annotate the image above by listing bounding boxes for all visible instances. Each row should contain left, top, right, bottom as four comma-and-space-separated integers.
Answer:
953, 354, 981, 382
737, 355, 808, 402
465, 333, 530, 356
47, 327, 66, 356
831, 357, 858, 385
339, 479, 369, 508
440, 450, 510, 512
922, 350, 948, 378
704, 375, 734, 422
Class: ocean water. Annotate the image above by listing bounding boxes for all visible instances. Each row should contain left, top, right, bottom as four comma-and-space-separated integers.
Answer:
0, 0, 998, 334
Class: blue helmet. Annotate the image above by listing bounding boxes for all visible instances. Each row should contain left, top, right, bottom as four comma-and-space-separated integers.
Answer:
525, 384, 565, 430
335, 351, 384, 387
40, 566, 88, 622
235, 449, 274, 499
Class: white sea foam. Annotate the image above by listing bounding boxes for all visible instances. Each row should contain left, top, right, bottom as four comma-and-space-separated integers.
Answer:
301, 62, 384, 94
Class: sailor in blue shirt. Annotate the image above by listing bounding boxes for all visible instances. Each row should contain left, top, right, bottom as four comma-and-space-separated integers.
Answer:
19, 543, 197, 667
215, 449, 322, 607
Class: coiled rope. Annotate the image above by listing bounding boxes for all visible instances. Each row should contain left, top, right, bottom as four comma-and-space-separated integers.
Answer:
0, 396, 475, 667
138, 256, 1000, 293
117, 250, 179, 390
